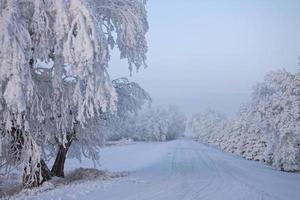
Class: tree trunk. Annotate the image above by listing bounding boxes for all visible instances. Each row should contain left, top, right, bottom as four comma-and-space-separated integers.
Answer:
40, 159, 52, 182
51, 137, 73, 178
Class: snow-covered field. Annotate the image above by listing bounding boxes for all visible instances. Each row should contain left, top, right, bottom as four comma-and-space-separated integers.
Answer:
7, 139, 300, 200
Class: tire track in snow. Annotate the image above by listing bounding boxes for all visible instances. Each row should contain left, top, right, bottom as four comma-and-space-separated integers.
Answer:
196, 143, 283, 200
115, 142, 183, 200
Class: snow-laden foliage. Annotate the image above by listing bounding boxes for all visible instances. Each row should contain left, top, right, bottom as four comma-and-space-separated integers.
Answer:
105, 105, 186, 142
0, 0, 148, 186
112, 77, 151, 118
215, 106, 271, 163
69, 77, 151, 160
250, 70, 300, 171
200, 70, 300, 172
131, 106, 187, 142
189, 109, 227, 144
103, 78, 151, 141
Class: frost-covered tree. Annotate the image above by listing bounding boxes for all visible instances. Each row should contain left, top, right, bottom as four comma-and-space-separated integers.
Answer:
0, 0, 148, 187
165, 105, 187, 140
189, 109, 227, 144
250, 70, 300, 171
215, 106, 270, 163
103, 77, 151, 141
112, 78, 151, 118
132, 106, 187, 141
210, 70, 300, 171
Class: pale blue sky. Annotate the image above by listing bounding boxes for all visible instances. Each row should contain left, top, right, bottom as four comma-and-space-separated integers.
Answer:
109, 0, 300, 116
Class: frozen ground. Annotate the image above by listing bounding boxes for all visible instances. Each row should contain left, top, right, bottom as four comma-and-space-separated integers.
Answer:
8, 139, 300, 200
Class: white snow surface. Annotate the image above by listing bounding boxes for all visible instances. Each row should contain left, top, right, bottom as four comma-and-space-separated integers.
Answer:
9, 139, 300, 200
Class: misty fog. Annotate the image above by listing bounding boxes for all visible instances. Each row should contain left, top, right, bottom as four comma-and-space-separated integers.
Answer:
109, 0, 300, 116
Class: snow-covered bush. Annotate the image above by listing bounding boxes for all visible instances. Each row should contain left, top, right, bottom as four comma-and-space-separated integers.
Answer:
0, 0, 148, 186
189, 109, 227, 144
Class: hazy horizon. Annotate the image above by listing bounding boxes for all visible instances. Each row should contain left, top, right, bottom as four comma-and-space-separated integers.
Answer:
109, 0, 300, 116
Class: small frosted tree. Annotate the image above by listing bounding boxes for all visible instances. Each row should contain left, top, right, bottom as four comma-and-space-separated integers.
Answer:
103, 77, 151, 141
164, 106, 187, 140
0, 0, 148, 187
189, 109, 227, 143
132, 106, 187, 142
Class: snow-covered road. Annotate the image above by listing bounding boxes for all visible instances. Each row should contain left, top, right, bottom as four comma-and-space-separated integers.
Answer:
13, 139, 300, 200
